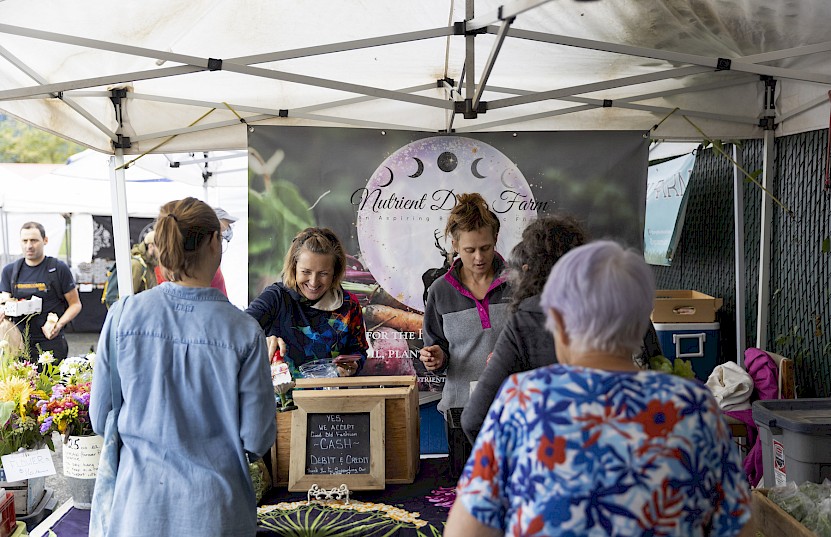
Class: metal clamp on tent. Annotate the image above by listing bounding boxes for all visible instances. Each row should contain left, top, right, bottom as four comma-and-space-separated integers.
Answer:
759, 76, 777, 131
437, 77, 456, 89
454, 98, 487, 120
113, 134, 131, 149
453, 21, 486, 36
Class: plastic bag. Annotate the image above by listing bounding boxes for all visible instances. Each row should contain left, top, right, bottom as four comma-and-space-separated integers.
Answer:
802, 497, 831, 537
768, 482, 815, 522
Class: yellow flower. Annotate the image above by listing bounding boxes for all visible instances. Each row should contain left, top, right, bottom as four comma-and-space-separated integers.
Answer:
0, 377, 33, 417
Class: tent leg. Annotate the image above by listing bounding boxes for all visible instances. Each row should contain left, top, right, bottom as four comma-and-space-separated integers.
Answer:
109, 150, 134, 298
732, 144, 746, 365
755, 130, 775, 349
0, 208, 7, 266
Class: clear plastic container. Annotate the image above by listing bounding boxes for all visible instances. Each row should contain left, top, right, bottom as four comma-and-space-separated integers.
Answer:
298, 358, 339, 378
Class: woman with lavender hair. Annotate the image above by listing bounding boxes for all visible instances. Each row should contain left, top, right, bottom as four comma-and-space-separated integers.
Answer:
447, 241, 752, 537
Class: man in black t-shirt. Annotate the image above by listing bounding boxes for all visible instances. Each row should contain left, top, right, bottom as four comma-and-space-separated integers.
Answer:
0, 222, 82, 362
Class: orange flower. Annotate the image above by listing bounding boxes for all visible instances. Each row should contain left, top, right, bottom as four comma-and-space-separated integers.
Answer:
632, 400, 681, 437
470, 441, 498, 482
537, 435, 567, 470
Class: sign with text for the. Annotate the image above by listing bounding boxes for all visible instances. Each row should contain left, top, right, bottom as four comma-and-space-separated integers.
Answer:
0, 448, 56, 482
63, 435, 104, 479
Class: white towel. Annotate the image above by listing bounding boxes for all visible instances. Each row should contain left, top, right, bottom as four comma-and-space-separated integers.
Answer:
706, 362, 755, 411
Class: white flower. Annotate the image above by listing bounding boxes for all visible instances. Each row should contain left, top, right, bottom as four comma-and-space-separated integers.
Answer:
0, 340, 8, 349
85, 352, 96, 368
38, 351, 55, 365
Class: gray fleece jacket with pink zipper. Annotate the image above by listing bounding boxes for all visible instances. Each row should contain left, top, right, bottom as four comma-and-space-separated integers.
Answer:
422, 255, 511, 415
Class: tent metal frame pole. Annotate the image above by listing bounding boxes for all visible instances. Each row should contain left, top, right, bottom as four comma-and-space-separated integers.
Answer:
455, 103, 596, 132
0, 44, 118, 142
504, 28, 831, 71
0, 65, 201, 101
0, 208, 7, 267
109, 151, 134, 299
234, 27, 453, 64
464, 0, 475, 101
732, 144, 747, 366
778, 93, 830, 123
755, 129, 776, 349
466, 0, 553, 31
221, 62, 453, 110
487, 66, 710, 110
462, 84, 758, 131
471, 17, 513, 110
502, 27, 831, 84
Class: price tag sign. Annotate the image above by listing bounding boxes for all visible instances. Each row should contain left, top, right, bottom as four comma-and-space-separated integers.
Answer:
0, 448, 56, 482
63, 436, 103, 479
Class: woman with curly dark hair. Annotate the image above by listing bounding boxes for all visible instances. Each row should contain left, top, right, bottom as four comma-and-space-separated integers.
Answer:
505, 214, 586, 312
461, 214, 662, 442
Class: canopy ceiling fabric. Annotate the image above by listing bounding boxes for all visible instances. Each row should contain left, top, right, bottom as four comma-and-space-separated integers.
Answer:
0, 0, 830, 154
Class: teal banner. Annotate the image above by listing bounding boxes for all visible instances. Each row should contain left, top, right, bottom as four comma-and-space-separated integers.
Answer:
644, 153, 696, 266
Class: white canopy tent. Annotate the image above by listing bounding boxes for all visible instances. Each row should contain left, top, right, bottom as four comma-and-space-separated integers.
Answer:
0, 150, 250, 307
1, 0, 830, 346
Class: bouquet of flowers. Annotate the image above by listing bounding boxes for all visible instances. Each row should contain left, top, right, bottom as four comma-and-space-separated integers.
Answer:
38, 382, 93, 439
38, 352, 96, 440
0, 343, 62, 460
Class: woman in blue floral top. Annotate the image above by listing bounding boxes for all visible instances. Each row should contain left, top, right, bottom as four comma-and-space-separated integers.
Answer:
446, 240, 753, 537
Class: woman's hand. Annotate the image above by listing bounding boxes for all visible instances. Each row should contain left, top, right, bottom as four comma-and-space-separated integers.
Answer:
266, 336, 287, 361
334, 355, 360, 377
419, 345, 446, 371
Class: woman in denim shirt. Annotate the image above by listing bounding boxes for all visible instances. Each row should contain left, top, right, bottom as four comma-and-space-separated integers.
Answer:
90, 197, 276, 537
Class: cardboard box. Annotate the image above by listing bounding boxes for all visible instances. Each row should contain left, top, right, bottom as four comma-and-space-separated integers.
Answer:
752, 488, 816, 537
652, 290, 723, 323
3, 296, 42, 317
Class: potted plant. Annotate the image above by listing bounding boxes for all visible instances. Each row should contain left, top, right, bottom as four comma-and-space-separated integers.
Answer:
37, 353, 97, 509
0, 342, 60, 516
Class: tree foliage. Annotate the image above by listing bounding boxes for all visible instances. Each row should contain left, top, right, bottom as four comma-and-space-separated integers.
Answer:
0, 116, 85, 163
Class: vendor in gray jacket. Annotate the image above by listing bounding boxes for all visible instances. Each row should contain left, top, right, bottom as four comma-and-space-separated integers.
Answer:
420, 193, 511, 458
461, 215, 663, 443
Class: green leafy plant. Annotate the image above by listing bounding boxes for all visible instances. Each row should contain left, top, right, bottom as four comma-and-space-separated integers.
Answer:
648, 355, 696, 379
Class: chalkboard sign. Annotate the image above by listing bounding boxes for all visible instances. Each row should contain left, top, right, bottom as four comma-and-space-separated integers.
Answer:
306, 413, 371, 475
289, 395, 386, 491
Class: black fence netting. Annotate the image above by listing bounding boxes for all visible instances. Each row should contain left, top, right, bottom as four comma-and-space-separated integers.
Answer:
652, 130, 830, 397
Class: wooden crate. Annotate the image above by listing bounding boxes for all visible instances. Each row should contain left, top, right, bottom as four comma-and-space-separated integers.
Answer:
272, 375, 419, 488
752, 489, 816, 537
0, 472, 45, 516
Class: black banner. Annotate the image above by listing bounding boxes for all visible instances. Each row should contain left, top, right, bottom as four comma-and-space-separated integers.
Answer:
91, 216, 155, 260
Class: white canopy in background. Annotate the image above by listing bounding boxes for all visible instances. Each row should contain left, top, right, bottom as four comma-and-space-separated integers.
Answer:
1, 0, 829, 345
0, 0, 829, 153
0, 150, 250, 308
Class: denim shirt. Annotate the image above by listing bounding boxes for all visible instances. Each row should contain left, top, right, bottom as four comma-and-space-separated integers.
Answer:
90, 282, 276, 537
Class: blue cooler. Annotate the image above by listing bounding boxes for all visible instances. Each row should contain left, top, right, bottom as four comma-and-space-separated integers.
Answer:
654, 322, 720, 381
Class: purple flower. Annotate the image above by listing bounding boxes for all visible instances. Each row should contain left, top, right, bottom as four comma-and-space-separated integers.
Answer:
39, 417, 53, 435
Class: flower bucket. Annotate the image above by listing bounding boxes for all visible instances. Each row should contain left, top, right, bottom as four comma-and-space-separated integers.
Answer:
63, 435, 103, 509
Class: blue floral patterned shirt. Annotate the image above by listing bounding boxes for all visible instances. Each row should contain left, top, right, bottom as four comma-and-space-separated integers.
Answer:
457, 365, 751, 536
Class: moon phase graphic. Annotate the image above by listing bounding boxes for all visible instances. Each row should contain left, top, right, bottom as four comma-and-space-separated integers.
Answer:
409, 158, 424, 178
356, 136, 537, 311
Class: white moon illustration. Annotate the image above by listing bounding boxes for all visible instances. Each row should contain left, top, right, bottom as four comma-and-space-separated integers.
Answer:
355, 136, 537, 311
